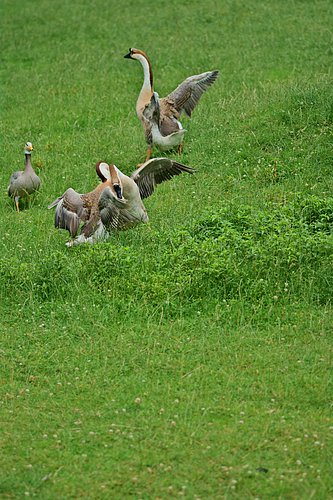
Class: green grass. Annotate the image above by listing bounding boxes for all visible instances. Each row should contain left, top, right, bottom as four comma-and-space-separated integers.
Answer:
1, 0, 333, 497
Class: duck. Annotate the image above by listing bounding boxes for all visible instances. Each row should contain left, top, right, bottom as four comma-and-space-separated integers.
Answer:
48, 157, 195, 246
124, 48, 219, 161
7, 142, 41, 211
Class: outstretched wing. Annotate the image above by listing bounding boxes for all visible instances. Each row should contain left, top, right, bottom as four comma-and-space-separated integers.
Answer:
130, 158, 195, 200
162, 70, 219, 118
98, 186, 139, 230
48, 188, 86, 238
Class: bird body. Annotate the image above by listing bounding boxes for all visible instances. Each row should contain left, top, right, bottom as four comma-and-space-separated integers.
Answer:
124, 48, 219, 161
150, 122, 187, 151
8, 142, 41, 211
143, 92, 187, 151
48, 171, 114, 246
111, 165, 148, 223
48, 158, 195, 246
98, 158, 195, 232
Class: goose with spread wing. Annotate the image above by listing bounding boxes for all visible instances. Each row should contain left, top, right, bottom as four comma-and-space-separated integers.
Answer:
7, 142, 41, 212
124, 48, 219, 162
48, 158, 195, 246
99, 157, 195, 232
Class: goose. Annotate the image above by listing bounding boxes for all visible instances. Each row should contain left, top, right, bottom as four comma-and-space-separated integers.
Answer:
7, 142, 41, 211
124, 48, 219, 161
48, 164, 114, 247
48, 158, 195, 246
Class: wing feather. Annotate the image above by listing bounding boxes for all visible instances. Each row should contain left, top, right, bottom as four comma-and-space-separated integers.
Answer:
162, 70, 219, 117
48, 188, 86, 238
7, 171, 23, 195
130, 158, 195, 199
98, 187, 138, 230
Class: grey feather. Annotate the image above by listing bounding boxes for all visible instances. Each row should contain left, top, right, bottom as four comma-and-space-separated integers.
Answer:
48, 188, 86, 238
130, 158, 195, 199
98, 187, 138, 230
165, 70, 219, 117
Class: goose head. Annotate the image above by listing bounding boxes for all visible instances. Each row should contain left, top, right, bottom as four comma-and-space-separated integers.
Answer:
124, 47, 147, 61
96, 161, 110, 182
96, 162, 123, 200
24, 142, 33, 155
143, 92, 160, 123
124, 48, 153, 89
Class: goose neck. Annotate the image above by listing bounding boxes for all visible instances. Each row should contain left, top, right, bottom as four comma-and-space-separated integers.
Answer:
25, 154, 33, 170
137, 53, 153, 93
109, 164, 121, 186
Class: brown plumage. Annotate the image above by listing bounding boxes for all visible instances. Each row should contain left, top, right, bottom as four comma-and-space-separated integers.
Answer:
98, 158, 195, 231
48, 158, 195, 246
48, 166, 116, 245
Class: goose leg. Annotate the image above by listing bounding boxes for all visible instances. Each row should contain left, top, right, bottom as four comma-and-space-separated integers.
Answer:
177, 143, 184, 155
137, 147, 152, 167
145, 147, 152, 162
15, 197, 20, 212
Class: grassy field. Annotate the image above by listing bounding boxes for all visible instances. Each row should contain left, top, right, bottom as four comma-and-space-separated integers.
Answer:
1, 0, 333, 497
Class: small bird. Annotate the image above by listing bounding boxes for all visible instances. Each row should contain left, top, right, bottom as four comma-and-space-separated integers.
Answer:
124, 48, 219, 162
48, 158, 195, 246
7, 142, 41, 212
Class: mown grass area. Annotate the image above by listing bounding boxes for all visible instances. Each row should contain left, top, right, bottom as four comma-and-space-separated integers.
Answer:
1, 0, 333, 497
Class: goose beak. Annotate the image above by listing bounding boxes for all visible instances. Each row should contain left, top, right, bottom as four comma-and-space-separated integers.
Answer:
29, 145, 33, 151
124, 51, 132, 59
